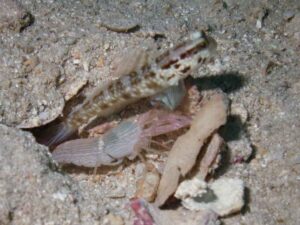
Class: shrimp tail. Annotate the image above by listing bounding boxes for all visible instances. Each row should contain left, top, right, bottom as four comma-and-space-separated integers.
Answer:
36, 121, 77, 148
52, 135, 126, 167
52, 138, 106, 167
52, 120, 142, 167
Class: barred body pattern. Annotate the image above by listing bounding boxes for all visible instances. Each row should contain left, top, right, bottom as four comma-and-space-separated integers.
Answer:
45, 31, 217, 146
68, 31, 217, 129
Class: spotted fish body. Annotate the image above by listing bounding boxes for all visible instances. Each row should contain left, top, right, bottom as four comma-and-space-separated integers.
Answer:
47, 31, 217, 146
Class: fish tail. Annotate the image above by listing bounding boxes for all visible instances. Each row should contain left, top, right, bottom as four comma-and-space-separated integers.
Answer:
37, 121, 77, 148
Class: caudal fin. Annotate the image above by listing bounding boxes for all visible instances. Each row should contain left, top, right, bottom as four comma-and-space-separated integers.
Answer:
35, 121, 76, 148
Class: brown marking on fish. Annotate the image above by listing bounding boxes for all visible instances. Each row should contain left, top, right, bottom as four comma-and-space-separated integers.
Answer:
146, 81, 162, 89
122, 92, 132, 99
90, 91, 101, 102
174, 64, 181, 69
108, 84, 114, 92
167, 74, 176, 81
130, 74, 140, 86
161, 59, 179, 70
144, 71, 156, 79
114, 80, 124, 91
180, 66, 191, 73
180, 41, 207, 59
100, 102, 110, 109
132, 89, 142, 96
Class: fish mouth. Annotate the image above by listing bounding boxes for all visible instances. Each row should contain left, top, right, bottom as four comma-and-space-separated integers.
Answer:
158, 32, 217, 68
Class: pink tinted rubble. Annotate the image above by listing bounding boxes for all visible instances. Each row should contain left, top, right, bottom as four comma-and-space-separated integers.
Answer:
130, 198, 220, 225
130, 198, 156, 225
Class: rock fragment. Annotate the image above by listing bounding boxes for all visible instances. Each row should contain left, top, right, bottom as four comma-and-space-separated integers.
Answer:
0, 0, 33, 32
175, 178, 245, 217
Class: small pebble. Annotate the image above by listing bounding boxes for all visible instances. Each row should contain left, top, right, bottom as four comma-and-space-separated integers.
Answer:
22, 56, 40, 72
104, 43, 110, 51
73, 58, 80, 65
102, 213, 124, 225
135, 164, 160, 202
256, 20, 262, 29
82, 60, 90, 72
283, 10, 295, 21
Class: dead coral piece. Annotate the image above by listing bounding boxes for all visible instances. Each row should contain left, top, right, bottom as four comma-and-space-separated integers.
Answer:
197, 133, 224, 180
100, 22, 139, 33
99, 17, 139, 33
155, 92, 228, 206
175, 178, 245, 217
175, 178, 208, 200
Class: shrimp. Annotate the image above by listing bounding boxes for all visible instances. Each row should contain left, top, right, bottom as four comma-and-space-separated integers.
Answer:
52, 109, 191, 167
44, 31, 217, 147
